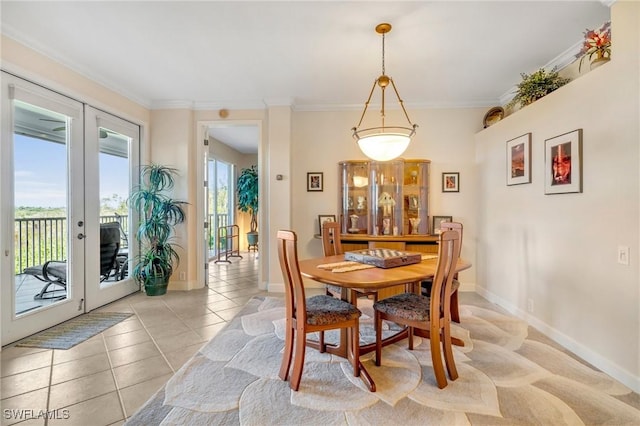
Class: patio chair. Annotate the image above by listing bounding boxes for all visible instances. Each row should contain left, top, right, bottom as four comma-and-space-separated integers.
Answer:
24, 222, 121, 300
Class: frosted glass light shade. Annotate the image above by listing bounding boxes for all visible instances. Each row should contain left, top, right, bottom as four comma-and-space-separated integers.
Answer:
357, 133, 410, 162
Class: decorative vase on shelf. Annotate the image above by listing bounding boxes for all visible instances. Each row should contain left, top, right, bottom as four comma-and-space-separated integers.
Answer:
409, 217, 421, 235
348, 214, 360, 233
590, 53, 610, 70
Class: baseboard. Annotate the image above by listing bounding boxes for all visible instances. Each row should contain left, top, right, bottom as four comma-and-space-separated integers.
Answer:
476, 285, 640, 393
168, 280, 199, 291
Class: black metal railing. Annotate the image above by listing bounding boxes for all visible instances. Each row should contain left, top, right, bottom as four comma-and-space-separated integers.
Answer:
208, 214, 230, 253
14, 215, 129, 275
14, 213, 232, 273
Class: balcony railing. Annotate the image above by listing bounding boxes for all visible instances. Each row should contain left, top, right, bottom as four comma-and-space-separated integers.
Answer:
15, 213, 229, 274
14, 215, 129, 275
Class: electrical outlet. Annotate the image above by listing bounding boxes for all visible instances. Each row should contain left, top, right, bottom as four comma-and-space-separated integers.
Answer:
618, 246, 630, 265
179, 271, 186, 280
527, 299, 534, 313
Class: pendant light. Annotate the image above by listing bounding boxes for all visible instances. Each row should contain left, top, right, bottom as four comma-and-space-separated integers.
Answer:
352, 23, 418, 162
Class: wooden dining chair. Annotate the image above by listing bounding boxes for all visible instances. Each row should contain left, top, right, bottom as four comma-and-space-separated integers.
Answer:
374, 229, 461, 389
277, 230, 362, 391
422, 221, 463, 323
321, 221, 377, 305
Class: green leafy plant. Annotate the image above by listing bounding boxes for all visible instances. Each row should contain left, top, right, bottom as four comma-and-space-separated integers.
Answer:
237, 165, 259, 234
506, 68, 571, 110
129, 164, 186, 295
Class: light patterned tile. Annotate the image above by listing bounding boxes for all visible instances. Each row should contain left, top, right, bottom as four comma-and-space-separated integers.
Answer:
104, 329, 151, 351
49, 392, 124, 426
1, 366, 51, 399
108, 341, 162, 368
53, 338, 107, 364
154, 331, 207, 354
51, 352, 111, 384
1, 350, 52, 377
119, 374, 173, 417
112, 355, 172, 389
0, 388, 48, 425
49, 370, 116, 409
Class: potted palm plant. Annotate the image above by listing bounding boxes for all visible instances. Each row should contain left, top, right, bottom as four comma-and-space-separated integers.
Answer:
236, 165, 259, 248
130, 164, 186, 296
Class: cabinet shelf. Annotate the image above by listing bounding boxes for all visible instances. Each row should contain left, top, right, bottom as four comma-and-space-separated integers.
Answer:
339, 159, 431, 237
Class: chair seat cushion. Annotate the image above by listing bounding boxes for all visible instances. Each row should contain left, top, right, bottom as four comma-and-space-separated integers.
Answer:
306, 295, 361, 326
24, 262, 67, 281
374, 293, 430, 322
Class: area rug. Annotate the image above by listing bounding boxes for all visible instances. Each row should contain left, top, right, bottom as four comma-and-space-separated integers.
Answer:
16, 312, 133, 350
125, 296, 639, 425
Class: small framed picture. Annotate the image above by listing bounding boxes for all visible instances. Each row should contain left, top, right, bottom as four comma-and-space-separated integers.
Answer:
545, 129, 582, 194
442, 172, 459, 192
432, 215, 453, 234
506, 133, 532, 186
318, 214, 336, 235
307, 172, 323, 192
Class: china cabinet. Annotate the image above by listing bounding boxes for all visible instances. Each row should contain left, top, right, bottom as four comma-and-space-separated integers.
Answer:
338, 159, 435, 252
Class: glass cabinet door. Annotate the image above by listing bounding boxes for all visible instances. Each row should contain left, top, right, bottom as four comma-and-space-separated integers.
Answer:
339, 161, 369, 234
403, 161, 430, 234
369, 161, 403, 236
338, 159, 431, 237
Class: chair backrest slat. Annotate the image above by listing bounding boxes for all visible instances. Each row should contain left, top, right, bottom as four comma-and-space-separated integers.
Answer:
430, 230, 462, 322
321, 221, 343, 256
277, 230, 307, 324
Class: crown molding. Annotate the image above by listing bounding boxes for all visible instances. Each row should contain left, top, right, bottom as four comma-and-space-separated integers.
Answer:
2, 29, 152, 109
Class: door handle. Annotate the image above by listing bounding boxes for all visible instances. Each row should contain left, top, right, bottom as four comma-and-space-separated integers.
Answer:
77, 233, 86, 240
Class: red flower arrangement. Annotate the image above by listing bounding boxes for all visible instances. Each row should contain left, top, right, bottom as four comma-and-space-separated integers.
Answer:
577, 21, 611, 72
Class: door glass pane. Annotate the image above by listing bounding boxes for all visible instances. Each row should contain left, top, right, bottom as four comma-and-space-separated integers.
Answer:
207, 159, 233, 257
98, 128, 131, 286
13, 101, 69, 314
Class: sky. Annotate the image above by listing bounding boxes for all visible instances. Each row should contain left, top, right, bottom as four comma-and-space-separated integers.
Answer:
14, 134, 129, 209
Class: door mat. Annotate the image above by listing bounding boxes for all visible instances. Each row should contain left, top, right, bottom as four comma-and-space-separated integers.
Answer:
16, 312, 134, 350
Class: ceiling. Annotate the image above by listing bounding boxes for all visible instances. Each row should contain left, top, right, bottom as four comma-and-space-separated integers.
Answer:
1, 1, 611, 152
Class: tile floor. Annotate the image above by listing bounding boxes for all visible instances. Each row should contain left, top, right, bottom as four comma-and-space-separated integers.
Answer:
1, 252, 265, 425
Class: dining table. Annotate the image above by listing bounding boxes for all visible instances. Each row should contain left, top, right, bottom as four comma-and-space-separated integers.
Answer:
298, 253, 472, 392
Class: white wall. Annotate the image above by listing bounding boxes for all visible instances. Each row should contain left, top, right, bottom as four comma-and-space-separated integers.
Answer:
291, 107, 484, 289
474, 1, 639, 391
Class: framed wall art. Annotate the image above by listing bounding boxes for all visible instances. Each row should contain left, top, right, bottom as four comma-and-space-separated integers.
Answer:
442, 172, 459, 192
432, 215, 453, 234
318, 214, 336, 235
506, 133, 532, 186
544, 129, 582, 194
307, 172, 323, 192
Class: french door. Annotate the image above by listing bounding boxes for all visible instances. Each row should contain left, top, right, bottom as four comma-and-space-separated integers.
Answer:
0, 73, 139, 345
83, 107, 139, 311
207, 158, 235, 258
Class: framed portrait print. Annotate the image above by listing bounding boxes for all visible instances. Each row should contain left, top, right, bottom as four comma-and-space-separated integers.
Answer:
506, 133, 532, 186
318, 214, 336, 235
307, 172, 323, 192
545, 129, 582, 194
432, 215, 453, 234
442, 172, 459, 192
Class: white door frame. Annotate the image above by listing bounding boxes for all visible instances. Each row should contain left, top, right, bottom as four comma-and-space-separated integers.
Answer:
195, 120, 264, 290
1, 72, 85, 345
84, 106, 140, 311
